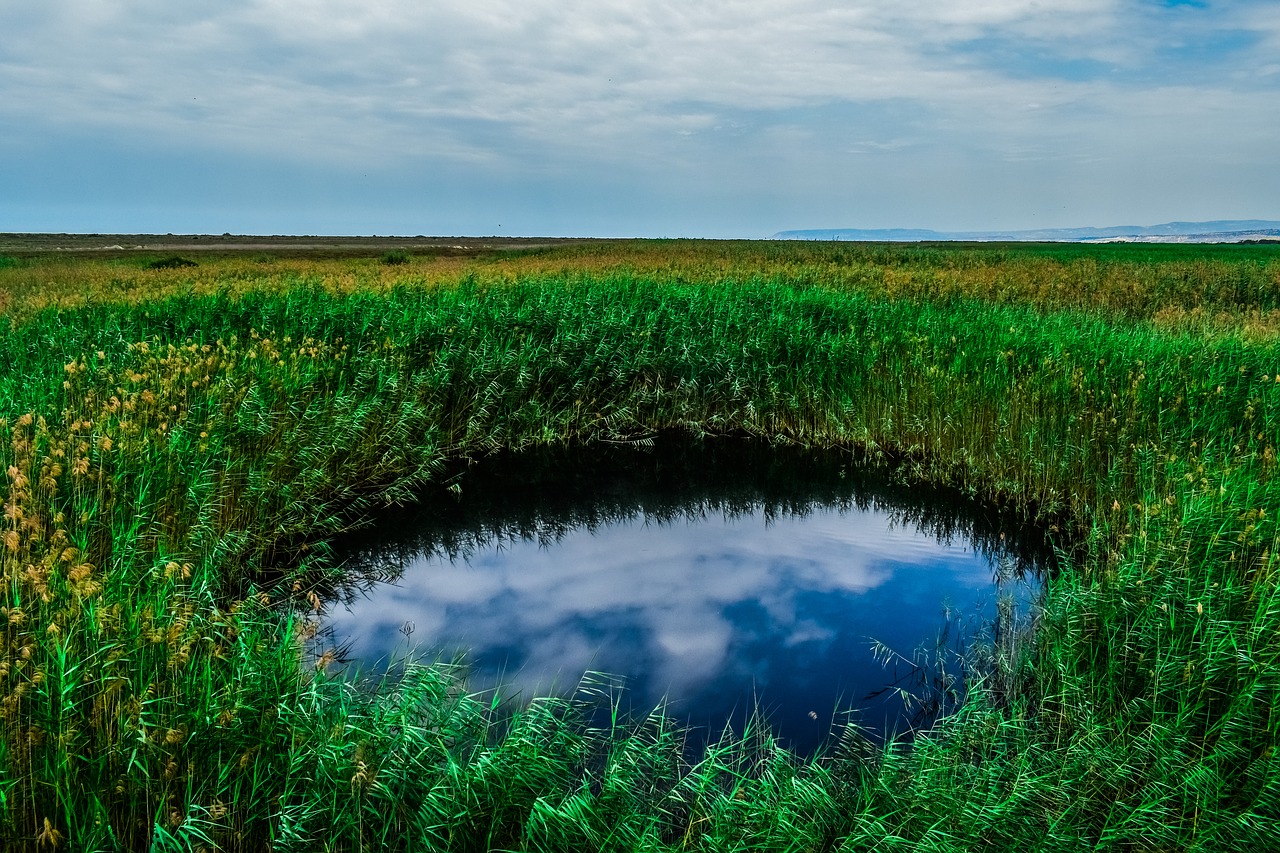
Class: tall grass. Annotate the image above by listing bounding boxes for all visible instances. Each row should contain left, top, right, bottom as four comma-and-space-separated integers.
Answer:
3, 240, 1279, 328
0, 244, 1277, 849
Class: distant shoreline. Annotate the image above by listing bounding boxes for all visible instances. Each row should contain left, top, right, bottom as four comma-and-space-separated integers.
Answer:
0, 233, 606, 257
774, 219, 1280, 244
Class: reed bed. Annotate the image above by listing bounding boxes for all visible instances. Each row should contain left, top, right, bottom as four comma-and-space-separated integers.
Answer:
3, 240, 1279, 328
0, 243, 1277, 850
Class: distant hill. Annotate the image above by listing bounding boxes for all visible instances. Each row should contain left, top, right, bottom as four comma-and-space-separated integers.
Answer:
772, 220, 1280, 243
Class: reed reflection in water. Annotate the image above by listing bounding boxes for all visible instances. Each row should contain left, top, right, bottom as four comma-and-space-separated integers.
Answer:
325, 439, 1053, 752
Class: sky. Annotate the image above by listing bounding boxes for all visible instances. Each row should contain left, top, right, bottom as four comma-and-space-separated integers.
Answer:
2, 0, 1278, 237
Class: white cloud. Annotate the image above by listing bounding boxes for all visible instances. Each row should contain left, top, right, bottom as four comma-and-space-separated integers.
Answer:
1, 0, 1276, 232
0, 1, 1125, 152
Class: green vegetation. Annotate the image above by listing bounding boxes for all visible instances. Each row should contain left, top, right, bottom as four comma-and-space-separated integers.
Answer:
0, 241, 1278, 850
379, 250, 412, 266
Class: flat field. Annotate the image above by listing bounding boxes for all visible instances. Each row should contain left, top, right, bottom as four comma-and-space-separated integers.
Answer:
1, 239, 1278, 851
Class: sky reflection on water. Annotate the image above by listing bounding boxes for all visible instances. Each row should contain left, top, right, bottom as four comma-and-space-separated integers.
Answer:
325, 440, 1048, 753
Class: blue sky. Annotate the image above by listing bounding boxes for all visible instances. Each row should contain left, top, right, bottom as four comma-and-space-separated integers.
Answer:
2, 0, 1277, 237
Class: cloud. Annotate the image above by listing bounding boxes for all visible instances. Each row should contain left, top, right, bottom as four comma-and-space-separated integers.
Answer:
2, 0, 1277, 233
0, 1, 1262, 150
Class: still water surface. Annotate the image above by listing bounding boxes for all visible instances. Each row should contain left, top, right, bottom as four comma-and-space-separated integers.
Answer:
326, 440, 1051, 753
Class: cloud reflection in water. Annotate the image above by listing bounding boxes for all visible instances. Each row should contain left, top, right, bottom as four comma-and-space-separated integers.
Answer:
327, 499, 1028, 749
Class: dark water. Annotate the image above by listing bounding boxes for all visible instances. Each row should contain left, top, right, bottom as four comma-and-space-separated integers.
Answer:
325, 439, 1053, 754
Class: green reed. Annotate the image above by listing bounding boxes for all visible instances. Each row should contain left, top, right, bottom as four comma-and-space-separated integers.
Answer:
0, 245, 1277, 849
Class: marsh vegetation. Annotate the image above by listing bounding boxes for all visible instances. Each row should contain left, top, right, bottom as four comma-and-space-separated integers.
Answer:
0, 239, 1278, 850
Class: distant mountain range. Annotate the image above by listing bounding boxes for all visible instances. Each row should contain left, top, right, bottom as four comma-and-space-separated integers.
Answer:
772, 220, 1280, 243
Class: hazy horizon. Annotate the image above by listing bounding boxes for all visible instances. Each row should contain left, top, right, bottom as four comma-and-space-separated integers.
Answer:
5, 217, 1280, 241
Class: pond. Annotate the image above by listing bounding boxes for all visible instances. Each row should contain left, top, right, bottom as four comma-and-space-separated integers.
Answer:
324, 438, 1054, 754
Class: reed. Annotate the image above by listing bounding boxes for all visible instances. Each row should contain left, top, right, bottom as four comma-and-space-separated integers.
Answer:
0, 242, 1277, 850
